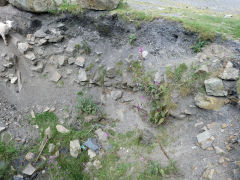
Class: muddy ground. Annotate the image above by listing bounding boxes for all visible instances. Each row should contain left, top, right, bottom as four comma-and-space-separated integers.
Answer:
0, 3, 240, 180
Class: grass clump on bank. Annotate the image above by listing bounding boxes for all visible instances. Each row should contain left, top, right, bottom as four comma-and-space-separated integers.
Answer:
128, 60, 175, 125
48, 0, 83, 14
128, 60, 207, 125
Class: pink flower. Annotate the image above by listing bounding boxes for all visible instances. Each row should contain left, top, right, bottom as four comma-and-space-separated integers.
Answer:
106, 132, 109, 137
154, 81, 159, 86
141, 96, 145, 99
136, 105, 140, 110
140, 157, 144, 161
138, 47, 143, 53
152, 95, 154, 99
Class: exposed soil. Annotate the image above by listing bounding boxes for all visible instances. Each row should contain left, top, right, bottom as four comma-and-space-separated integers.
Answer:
0, 4, 240, 180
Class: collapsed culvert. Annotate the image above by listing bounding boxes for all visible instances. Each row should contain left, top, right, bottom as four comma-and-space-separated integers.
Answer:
1, 4, 240, 180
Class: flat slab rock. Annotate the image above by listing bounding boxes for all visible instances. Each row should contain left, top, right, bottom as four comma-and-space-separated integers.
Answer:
22, 163, 36, 176
197, 130, 215, 149
194, 93, 225, 111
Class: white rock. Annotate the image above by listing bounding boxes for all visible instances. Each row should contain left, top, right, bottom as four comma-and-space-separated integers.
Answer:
0, 126, 6, 133
78, 69, 87, 82
93, 160, 102, 170
219, 61, 239, 80
22, 163, 36, 176
38, 38, 47, 46
56, 124, 70, 134
224, 14, 233, 18
10, 76, 18, 84
75, 56, 85, 67
25, 152, 35, 161
88, 149, 96, 159
25, 51, 36, 61
95, 128, 107, 142
142, 51, 148, 58
214, 146, 226, 155
48, 143, 55, 153
18, 42, 30, 54
70, 139, 81, 158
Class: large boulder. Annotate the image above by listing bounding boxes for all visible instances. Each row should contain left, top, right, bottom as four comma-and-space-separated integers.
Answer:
8, 0, 120, 12
204, 78, 227, 97
0, 0, 7, 6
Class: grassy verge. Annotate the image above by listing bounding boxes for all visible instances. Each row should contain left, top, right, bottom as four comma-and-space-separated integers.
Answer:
112, 0, 240, 40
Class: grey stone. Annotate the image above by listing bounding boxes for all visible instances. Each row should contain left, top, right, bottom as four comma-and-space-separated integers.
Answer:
223, 80, 237, 95
233, 168, 240, 180
34, 29, 46, 38
197, 131, 215, 149
106, 67, 116, 78
75, 56, 85, 67
66, 37, 83, 53
70, 139, 81, 158
202, 168, 215, 180
204, 78, 227, 96
58, 56, 67, 66
195, 64, 209, 74
22, 163, 36, 176
219, 61, 239, 80
38, 38, 47, 46
68, 57, 75, 65
9, 0, 120, 12
111, 90, 123, 100
78, 69, 88, 82
49, 71, 61, 82
47, 35, 63, 43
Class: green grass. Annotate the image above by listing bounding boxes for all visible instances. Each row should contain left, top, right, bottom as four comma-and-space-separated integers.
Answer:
191, 39, 209, 53
166, 63, 208, 96
86, 63, 95, 72
129, 34, 137, 45
0, 140, 18, 179
128, 60, 175, 125
113, 0, 240, 40
31, 110, 96, 179
138, 160, 178, 179
76, 91, 99, 115
115, 60, 123, 76
48, 0, 83, 14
